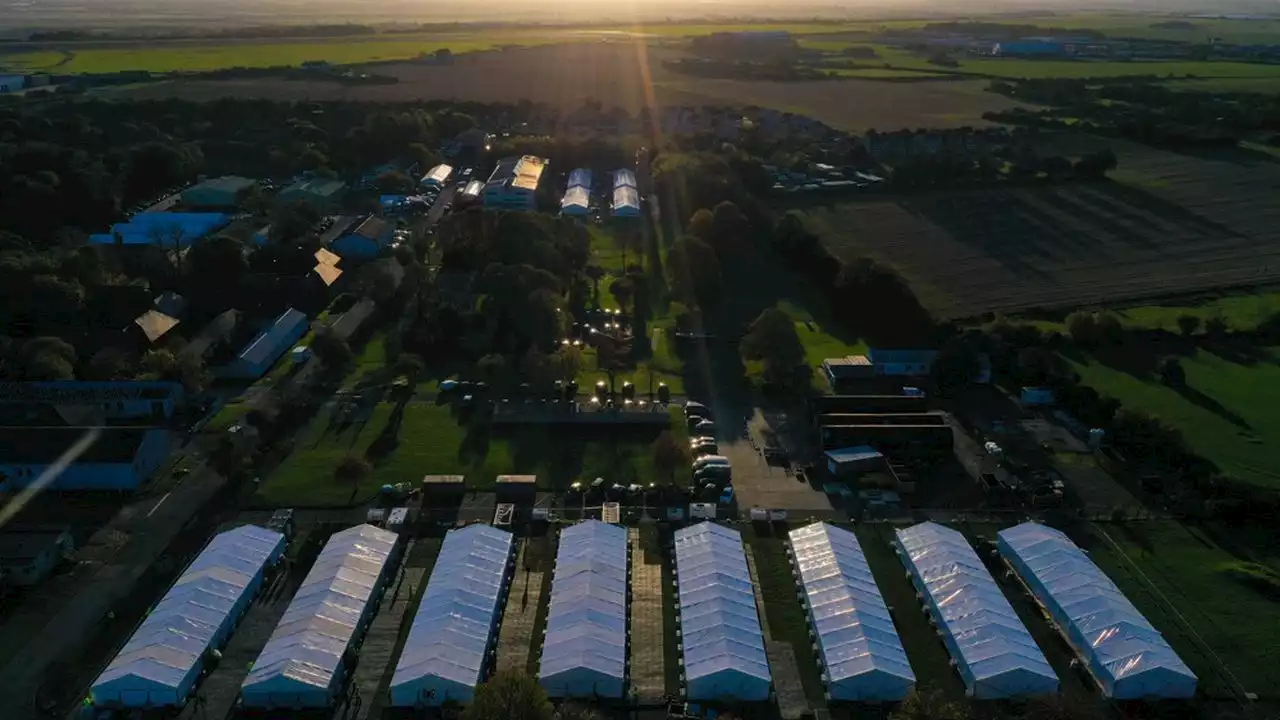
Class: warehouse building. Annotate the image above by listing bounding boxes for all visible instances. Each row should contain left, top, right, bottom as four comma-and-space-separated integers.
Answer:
560, 168, 592, 216
867, 349, 937, 377
220, 308, 308, 380
181, 176, 257, 209
90, 525, 284, 708
483, 156, 546, 211
0, 380, 183, 423
420, 164, 454, 188
788, 522, 914, 701
998, 523, 1196, 699
330, 215, 394, 261
612, 168, 640, 217
896, 523, 1058, 698
0, 427, 170, 491
390, 525, 514, 707
279, 178, 346, 209
540, 520, 629, 698
242, 524, 400, 709
88, 212, 232, 249
824, 445, 886, 478
0, 74, 24, 92
0, 525, 73, 587
674, 522, 772, 702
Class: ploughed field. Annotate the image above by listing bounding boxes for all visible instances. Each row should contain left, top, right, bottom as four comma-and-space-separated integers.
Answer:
804, 139, 1280, 319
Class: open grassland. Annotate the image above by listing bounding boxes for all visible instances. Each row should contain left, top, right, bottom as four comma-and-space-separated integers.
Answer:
1164, 77, 1280, 94
1080, 521, 1280, 699
800, 138, 1280, 319
101, 43, 1027, 132
1067, 348, 1280, 491
255, 400, 676, 506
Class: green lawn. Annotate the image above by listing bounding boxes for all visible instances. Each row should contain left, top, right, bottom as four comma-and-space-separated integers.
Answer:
1113, 293, 1280, 333
824, 67, 951, 79
1067, 349, 1280, 490
957, 57, 1280, 80
341, 331, 390, 389
1082, 521, 1280, 698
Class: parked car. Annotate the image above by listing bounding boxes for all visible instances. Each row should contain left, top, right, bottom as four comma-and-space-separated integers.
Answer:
692, 455, 730, 471
693, 419, 717, 435
684, 401, 712, 419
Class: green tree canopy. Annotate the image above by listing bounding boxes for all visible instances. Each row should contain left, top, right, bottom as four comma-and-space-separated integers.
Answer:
462, 670, 553, 720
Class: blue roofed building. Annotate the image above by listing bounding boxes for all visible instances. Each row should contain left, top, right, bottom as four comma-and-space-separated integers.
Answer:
561, 168, 592, 216
390, 525, 514, 707
0, 381, 183, 423
331, 216, 394, 261
242, 524, 400, 709
674, 522, 772, 702
90, 525, 284, 708
788, 522, 915, 701
220, 308, 308, 380
612, 168, 640, 217
89, 213, 232, 249
896, 522, 1057, 698
998, 523, 1196, 699
0, 427, 170, 491
868, 349, 938, 377
539, 520, 629, 698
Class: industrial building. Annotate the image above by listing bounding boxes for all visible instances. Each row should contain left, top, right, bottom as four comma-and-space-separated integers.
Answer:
0, 75, 24, 92
539, 520, 629, 698
812, 394, 928, 416
0, 525, 73, 587
895, 522, 1058, 698
561, 168, 592, 216
824, 445, 886, 478
483, 156, 547, 211
822, 355, 874, 391
458, 179, 485, 206
788, 522, 914, 701
390, 524, 514, 707
420, 164, 454, 188
220, 308, 308, 380
181, 176, 257, 209
673, 522, 772, 701
0, 380, 183, 422
279, 178, 346, 209
0, 427, 170, 491
133, 309, 181, 344
330, 215, 394, 261
90, 525, 284, 708
820, 421, 952, 455
88, 212, 232, 249
611, 168, 640, 217
242, 524, 400, 709
997, 523, 1197, 699
867, 349, 938, 377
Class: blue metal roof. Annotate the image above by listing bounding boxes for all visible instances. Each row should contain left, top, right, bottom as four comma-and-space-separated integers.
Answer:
789, 522, 914, 701
997, 523, 1196, 699
567, 168, 592, 190
88, 212, 231, 248
390, 524, 513, 707
539, 520, 629, 697
613, 168, 637, 189
92, 525, 284, 707
674, 522, 771, 700
896, 522, 1057, 698
242, 525, 398, 707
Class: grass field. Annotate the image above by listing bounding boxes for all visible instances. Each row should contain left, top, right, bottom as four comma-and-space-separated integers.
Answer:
255, 400, 678, 506
1081, 521, 1280, 698
1067, 348, 1280, 491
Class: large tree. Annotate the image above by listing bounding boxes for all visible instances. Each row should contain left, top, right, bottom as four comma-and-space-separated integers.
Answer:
462, 670, 553, 720
667, 236, 722, 306
652, 430, 690, 483
741, 306, 805, 386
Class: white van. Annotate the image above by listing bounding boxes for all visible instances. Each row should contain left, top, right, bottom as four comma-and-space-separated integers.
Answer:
692, 455, 730, 470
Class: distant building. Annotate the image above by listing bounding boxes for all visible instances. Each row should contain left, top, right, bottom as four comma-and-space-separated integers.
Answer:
0, 381, 183, 424
420, 164, 453, 189
279, 178, 346, 209
868, 349, 938, 377
825, 445, 886, 478
221, 308, 309, 380
483, 156, 547, 211
458, 179, 485, 206
0, 526, 73, 587
442, 129, 493, 161
0, 427, 170, 491
823, 355, 875, 391
0, 75, 24, 93
1020, 387, 1055, 407
331, 215, 394, 261
561, 168, 592, 216
132, 309, 181, 344
611, 168, 640, 217
182, 176, 257, 209
992, 40, 1065, 56
88, 212, 232, 250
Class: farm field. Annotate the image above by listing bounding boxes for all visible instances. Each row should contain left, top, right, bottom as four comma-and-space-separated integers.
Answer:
1066, 348, 1280, 492
799, 138, 1280, 319
1079, 521, 1280, 699
101, 43, 1027, 131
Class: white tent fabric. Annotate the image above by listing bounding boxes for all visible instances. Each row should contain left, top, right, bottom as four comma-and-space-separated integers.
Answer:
612, 185, 640, 216
789, 522, 914, 701
242, 524, 398, 709
539, 520, 629, 698
567, 168, 593, 190
561, 186, 590, 215
998, 523, 1196, 699
895, 522, 1057, 698
389, 524, 514, 707
91, 525, 284, 708
674, 522, 771, 701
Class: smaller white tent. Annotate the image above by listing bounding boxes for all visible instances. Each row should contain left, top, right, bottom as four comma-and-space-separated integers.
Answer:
674, 522, 772, 702
241, 524, 398, 709
539, 520, 629, 698
389, 525, 514, 707
91, 525, 284, 708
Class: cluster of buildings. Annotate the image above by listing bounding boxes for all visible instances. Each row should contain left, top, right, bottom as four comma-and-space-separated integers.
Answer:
556, 167, 642, 218
0, 73, 49, 94
482, 155, 546, 211
863, 127, 1018, 162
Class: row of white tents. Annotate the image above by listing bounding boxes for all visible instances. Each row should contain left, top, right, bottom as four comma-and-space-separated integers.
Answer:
88, 518, 1197, 711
